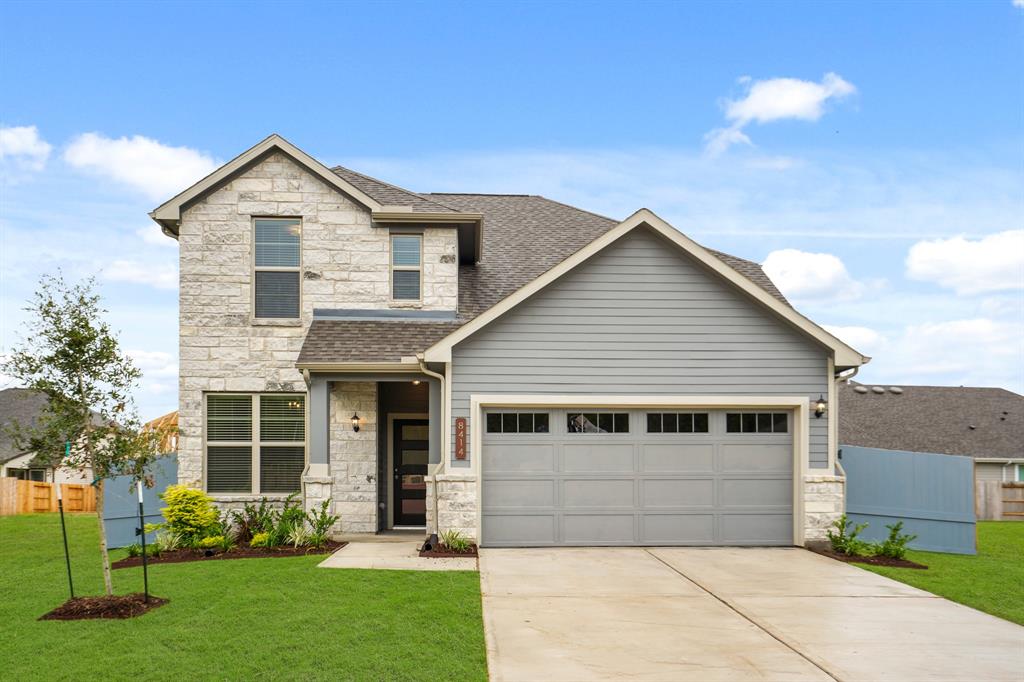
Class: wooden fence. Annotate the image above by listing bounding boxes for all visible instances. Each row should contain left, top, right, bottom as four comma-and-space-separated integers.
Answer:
0, 478, 96, 515
976, 481, 1024, 521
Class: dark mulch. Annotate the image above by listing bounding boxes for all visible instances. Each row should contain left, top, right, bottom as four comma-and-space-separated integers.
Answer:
419, 543, 479, 558
39, 593, 169, 621
809, 547, 928, 569
112, 541, 346, 569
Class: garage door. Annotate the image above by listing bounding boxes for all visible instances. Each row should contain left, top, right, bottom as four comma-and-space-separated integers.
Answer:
481, 408, 793, 547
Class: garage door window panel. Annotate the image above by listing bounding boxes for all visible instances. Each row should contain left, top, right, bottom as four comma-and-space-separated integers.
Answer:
726, 412, 789, 434
646, 412, 710, 434
486, 412, 550, 434
568, 411, 629, 434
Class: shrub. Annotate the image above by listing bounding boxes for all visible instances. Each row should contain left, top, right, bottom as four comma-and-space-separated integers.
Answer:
440, 529, 472, 553
270, 493, 305, 547
827, 515, 872, 556
288, 525, 310, 548
877, 521, 917, 560
155, 530, 183, 552
145, 539, 162, 557
232, 498, 275, 542
250, 531, 271, 548
197, 536, 224, 550
126, 543, 142, 557
159, 485, 219, 543
306, 500, 339, 548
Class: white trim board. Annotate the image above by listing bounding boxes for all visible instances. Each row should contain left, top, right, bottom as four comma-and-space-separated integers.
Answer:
462, 394, 811, 547
424, 209, 869, 369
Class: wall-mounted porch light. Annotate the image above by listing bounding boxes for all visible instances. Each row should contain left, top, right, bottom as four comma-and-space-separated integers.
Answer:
351, 413, 361, 432
412, 380, 421, 386
814, 395, 827, 419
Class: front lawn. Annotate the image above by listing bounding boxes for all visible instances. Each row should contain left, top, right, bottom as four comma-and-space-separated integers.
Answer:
0, 513, 487, 681
857, 521, 1024, 625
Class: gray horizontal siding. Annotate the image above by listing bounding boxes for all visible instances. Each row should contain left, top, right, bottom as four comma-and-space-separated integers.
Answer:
450, 227, 830, 469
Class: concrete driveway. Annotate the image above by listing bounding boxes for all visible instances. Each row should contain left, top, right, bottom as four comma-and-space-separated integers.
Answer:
480, 547, 1023, 682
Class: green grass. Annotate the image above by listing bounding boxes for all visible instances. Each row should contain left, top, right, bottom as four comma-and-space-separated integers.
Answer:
857, 521, 1024, 625
0, 513, 487, 681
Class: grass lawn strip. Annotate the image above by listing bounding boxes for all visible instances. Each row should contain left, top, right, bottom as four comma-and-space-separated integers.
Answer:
857, 521, 1024, 626
2, 513, 487, 681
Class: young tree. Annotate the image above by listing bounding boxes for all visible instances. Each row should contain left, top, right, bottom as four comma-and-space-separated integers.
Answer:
3, 274, 168, 595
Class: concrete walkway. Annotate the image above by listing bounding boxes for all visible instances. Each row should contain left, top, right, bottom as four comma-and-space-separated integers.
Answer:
480, 547, 1023, 682
318, 540, 477, 571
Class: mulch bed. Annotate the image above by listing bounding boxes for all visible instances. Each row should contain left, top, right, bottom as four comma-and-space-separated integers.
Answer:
39, 593, 169, 621
112, 541, 346, 569
419, 543, 479, 558
809, 547, 928, 569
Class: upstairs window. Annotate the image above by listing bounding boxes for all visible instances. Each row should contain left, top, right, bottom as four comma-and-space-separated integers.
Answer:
254, 218, 301, 318
391, 234, 422, 301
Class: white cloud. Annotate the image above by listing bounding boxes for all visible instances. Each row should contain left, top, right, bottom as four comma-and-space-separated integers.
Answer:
906, 230, 1024, 295
706, 73, 856, 155
823, 325, 886, 355
104, 259, 178, 290
127, 349, 178, 379
63, 133, 219, 200
137, 224, 176, 247
762, 248, 864, 302
884, 318, 1022, 382
1014, 0, 1024, 8
0, 125, 52, 171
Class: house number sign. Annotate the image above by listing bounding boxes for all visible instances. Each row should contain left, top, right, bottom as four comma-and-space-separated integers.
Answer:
455, 417, 467, 460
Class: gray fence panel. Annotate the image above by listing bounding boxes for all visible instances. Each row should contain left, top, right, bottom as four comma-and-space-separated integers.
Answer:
841, 445, 975, 554
102, 454, 178, 548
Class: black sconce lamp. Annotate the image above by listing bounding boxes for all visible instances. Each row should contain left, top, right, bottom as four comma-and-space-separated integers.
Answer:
351, 413, 361, 432
814, 395, 827, 419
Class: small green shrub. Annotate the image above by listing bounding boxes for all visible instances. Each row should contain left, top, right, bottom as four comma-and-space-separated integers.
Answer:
270, 493, 305, 546
877, 521, 917, 559
231, 499, 274, 542
159, 485, 219, 543
306, 501, 339, 548
145, 539, 162, 557
827, 515, 872, 556
250, 531, 271, 548
217, 533, 236, 552
288, 525, 310, 548
155, 530, 183, 552
126, 543, 142, 557
197, 536, 224, 550
440, 529, 472, 553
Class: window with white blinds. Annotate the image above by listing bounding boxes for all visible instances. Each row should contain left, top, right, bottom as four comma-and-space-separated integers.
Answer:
390, 234, 422, 300
254, 218, 301, 318
205, 394, 306, 494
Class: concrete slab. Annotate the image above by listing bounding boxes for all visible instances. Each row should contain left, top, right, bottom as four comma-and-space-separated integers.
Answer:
480, 547, 703, 597
732, 595, 1024, 682
317, 541, 477, 571
483, 593, 829, 682
649, 547, 930, 597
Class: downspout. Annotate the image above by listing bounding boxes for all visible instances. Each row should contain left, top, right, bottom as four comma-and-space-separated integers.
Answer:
417, 355, 446, 538
832, 366, 859, 478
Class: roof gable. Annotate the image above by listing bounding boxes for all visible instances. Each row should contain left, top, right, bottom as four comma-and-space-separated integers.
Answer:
423, 209, 868, 367
150, 134, 384, 236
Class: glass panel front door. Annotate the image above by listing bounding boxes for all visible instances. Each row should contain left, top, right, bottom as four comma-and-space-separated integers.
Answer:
394, 419, 429, 526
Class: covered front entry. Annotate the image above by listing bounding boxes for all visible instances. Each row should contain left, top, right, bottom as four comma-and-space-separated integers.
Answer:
481, 408, 794, 547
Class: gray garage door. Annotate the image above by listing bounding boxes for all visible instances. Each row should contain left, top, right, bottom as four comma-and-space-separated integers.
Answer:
481, 408, 793, 547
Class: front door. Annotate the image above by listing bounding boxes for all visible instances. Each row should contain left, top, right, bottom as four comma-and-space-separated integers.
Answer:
393, 419, 429, 526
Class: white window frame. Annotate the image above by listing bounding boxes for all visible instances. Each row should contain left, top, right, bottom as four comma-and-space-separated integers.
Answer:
203, 392, 308, 496
252, 216, 303, 320
389, 233, 423, 302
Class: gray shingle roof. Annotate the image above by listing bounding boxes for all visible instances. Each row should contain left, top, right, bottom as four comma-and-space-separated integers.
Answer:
0, 388, 50, 465
838, 382, 1024, 459
298, 178, 791, 365
331, 166, 463, 213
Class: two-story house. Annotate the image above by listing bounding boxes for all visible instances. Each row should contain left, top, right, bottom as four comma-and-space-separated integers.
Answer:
151, 134, 867, 547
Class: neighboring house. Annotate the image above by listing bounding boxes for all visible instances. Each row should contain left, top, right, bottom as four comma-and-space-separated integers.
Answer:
144, 410, 179, 454
0, 388, 94, 484
838, 382, 1024, 482
151, 134, 868, 547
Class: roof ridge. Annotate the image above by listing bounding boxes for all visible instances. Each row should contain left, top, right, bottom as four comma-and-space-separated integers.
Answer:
331, 165, 462, 213
424, 192, 537, 198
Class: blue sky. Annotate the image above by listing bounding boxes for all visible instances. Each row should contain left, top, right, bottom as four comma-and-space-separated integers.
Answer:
2, 1, 1023, 419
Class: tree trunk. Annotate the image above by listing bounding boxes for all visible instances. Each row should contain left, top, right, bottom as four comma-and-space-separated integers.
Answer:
95, 479, 114, 596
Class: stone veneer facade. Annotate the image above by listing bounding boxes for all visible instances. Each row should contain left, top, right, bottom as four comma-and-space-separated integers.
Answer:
803, 473, 846, 543
177, 152, 457, 527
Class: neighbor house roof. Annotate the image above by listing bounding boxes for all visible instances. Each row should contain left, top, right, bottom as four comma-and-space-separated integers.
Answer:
297, 192, 797, 367
143, 411, 179, 454
838, 382, 1024, 460
0, 388, 50, 465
